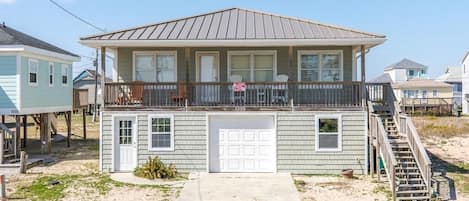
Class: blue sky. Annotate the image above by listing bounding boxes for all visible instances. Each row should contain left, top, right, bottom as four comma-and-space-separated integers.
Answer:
1, 0, 467, 79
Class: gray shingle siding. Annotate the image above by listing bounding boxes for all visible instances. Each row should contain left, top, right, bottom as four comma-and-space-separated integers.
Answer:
100, 111, 367, 174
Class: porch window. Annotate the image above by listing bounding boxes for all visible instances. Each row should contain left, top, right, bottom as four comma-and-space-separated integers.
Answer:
148, 115, 174, 151
315, 115, 342, 152
134, 51, 177, 82
432, 90, 438, 97
119, 120, 133, 145
228, 51, 276, 82
28, 59, 38, 86
298, 50, 343, 81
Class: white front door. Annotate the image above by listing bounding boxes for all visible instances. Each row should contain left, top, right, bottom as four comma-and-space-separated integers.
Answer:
115, 117, 137, 171
214, 129, 275, 172
197, 52, 219, 103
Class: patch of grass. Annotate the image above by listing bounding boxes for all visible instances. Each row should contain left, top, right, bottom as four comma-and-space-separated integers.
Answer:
294, 179, 307, 192
373, 184, 392, 201
412, 116, 469, 138
12, 174, 80, 201
450, 173, 469, 194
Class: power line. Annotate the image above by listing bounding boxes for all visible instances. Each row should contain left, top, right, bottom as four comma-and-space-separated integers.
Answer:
48, 0, 106, 32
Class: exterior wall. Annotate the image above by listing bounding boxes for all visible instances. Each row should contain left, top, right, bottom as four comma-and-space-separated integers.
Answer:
116, 46, 354, 82
20, 56, 73, 110
463, 58, 469, 114
74, 80, 103, 105
100, 110, 367, 174
393, 86, 453, 103
0, 55, 18, 111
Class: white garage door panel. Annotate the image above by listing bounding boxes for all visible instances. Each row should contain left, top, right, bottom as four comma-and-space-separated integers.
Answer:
217, 129, 275, 172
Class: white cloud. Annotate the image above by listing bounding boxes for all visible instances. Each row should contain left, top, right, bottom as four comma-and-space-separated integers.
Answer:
0, 0, 16, 4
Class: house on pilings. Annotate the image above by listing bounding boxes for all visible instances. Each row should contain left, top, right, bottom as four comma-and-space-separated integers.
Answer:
0, 23, 80, 164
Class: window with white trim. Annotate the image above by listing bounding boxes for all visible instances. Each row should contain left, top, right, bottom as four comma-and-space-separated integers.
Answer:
432, 90, 438, 97
148, 115, 174, 151
61, 64, 68, 85
49, 63, 54, 86
228, 51, 276, 82
298, 50, 343, 81
28, 59, 38, 85
315, 115, 342, 151
134, 51, 177, 82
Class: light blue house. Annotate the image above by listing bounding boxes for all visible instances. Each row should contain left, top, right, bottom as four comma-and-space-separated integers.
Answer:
0, 23, 80, 115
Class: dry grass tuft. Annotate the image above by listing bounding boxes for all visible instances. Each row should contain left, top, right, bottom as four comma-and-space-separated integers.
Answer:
412, 116, 469, 138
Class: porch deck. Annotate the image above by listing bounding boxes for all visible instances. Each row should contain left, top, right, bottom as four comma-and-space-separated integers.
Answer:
103, 81, 364, 111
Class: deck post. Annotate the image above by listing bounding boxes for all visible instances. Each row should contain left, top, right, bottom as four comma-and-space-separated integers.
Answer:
40, 113, 51, 154
360, 45, 366, 109
1, 115, 4, 124
15, 116, 20, 157
82, 109, 87, 141
0, 129, 4, 164
66, 111, 72, 147
19, 151, 26, 174
22, 115, 27, 148
100, 47, 106, 111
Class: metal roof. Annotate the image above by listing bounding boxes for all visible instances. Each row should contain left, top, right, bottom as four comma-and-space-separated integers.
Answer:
392, 78, 452, 89
367, 73, 393, 84
81, 8, 384, 41
384, 58, 427, 71
0, 24, 79, 57
436, 66, 462, 83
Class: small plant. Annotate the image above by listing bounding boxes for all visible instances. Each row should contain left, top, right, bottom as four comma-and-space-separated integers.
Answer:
134, 156, 178, 179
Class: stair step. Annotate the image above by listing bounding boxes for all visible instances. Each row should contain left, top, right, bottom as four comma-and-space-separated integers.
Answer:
398, 161, 417, 165
396, 189, 429, 194
397, 196, 430, 201
398, 184, 426, 188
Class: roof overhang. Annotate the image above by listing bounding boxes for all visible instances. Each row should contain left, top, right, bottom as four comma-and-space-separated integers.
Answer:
79, 38, 386, 49
0, 45, 80, 62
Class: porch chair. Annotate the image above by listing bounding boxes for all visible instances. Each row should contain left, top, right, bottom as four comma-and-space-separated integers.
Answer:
129, 81, 144, 104
272, 74, 289, 104
171, 83, 188, 105
229, 75, 246, 104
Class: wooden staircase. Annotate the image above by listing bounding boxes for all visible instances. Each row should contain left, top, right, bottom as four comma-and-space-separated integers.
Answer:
377, 110, 430, 201
367, 83, 432, 201
0, 123, 17, 163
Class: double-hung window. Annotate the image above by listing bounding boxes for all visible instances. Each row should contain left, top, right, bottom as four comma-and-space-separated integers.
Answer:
134, 51, 177, 82
49, 63, 54, 86
148, 115, 174, 151
298, 50, 343, 81
61, 64, 68, 86
315, 115, 342, 152
228, 51, 276, 82
28, 59, 38, 86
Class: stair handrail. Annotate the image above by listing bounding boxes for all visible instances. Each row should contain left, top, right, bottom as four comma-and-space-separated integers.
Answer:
370, 114, 398, 200
0, 123, 16, 162
399, 114, 432, 196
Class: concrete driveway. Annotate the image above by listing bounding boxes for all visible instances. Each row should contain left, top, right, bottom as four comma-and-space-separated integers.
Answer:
177, 173, 300, 201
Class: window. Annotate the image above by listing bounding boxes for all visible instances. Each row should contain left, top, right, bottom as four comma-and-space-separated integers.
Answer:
118, 120, 133, 145
49, 63, 54, 86
134, 51, 177, 82
228, 51, 276, 82
148, 115, 174, 151
28, 59, 38, 86
422, 90, 428, 98
61, 65, 68, 85
433, 90, 438, 97
315, 115, 342, 151
298, 50, 343, 81
408, 70, 415, 76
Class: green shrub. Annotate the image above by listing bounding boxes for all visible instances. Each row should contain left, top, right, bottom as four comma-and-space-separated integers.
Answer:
134, 156, 177, 179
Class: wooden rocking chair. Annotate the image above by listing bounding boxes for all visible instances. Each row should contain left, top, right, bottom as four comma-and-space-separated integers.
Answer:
171, 83, 188, 105
129, 81, 144, 104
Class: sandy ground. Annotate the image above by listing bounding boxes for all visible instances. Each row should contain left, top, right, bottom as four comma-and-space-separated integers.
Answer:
293, 175, 389, 201
4, 114, 181, 201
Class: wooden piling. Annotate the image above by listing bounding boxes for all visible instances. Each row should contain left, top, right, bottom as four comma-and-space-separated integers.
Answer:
82, 109, 86, 141
19, 151, 26, 174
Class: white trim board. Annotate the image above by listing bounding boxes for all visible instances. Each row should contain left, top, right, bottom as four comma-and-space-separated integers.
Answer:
0, 45, 80, 62
14, 106, 72, 115
80, 38, 386, 48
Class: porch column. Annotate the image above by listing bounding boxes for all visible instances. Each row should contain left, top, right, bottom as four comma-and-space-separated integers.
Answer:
361, 45, 366, 108
288, 46, 294, 103
100, 47, 106, 109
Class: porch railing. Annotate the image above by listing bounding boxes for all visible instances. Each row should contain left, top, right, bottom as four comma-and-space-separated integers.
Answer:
104, 81, 362, 109
399, 114, 432, 196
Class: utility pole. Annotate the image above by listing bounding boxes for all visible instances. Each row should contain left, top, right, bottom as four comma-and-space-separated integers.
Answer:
92, 49, 98, 122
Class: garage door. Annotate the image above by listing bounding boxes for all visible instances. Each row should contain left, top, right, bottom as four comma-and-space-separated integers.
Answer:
214, 129, 275, 172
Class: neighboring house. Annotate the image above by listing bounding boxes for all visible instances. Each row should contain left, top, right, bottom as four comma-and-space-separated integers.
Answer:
383, 58, 428, 83
80, 8, 388, 174
73, 69, 111, 113
463, 51, 469, 114
0, 23, 80, 115
392, 78, 453, 106
436, 66, 462, 107
0, 23, 79, 158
